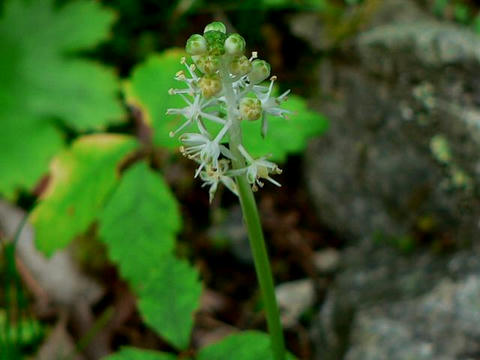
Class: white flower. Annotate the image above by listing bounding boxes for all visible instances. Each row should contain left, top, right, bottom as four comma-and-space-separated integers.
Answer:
167, 58, 226, 137
200, 160, 238, 203
230, 145, 282, 191
167, 27, 291, 201
179, 121, 232, 177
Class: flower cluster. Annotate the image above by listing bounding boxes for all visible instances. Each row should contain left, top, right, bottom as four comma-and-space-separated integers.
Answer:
167, 21, 290, 202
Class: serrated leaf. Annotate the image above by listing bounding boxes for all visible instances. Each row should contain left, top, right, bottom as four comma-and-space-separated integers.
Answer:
197, 331, 296, 360
102, 347, 177, 360
138, 255, 202, 351
242, 94, 328, 162
126, 50, 328, 162
125, 49, 186, 149
0, 0, 124, 195
0, 0, 123, 129
98, 162, 200, 350
30, 134, 138, 256
99, 162, 182, 288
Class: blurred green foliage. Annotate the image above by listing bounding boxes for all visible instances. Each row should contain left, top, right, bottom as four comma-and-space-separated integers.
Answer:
0, 0, 125, 197
197, 331, 296, 360
0, 0, 330, 358
433, 0, 480, 32
104, 348, 179, 360
1, 238, 43, 358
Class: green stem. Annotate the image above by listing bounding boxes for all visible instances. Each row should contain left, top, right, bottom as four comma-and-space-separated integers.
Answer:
221, 63, 286, 360
237, 177, 286, 360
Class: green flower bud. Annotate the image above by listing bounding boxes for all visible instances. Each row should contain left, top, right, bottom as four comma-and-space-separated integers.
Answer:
239, 97, 262, 121
185, 34, 207, 55
204, 30, 227, 56
199, 74, 222, 98
224, 33, 246, 56
247, 59, 271, 84
192, 54, 220, 74
229, 55, 252, 76
204, 21, 226, 34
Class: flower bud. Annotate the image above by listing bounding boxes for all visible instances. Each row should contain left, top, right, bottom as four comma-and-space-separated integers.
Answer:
239, 97, 262, 121
185, 34, 207, 55
199, 74, 222, 98
247, 59, 271, 84
192, 54, 220, 74
224, 34, 246, 56
204, 30, 227, 56
204, 21, 226, 34
229, 55, 252, 76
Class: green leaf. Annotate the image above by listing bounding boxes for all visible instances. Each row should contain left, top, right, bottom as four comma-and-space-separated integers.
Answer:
0, 0, 123, 129
473, 14, 480, 34
98, 162, 200, 349
0, 114, 63, 196
138, 255, 202, 351
30, 134, 138, 256
0, 0, 124, 195
433, 0, 449, 17
125, 49, 186, 149
99, 162, 182, 288
261, 0, 333, 11
197, 331, 297, 360
453, 3, 471, 24
102, 347, 177, 360
242, 94, 328, 162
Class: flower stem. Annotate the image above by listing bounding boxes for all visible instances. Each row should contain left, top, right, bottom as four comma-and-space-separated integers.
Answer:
221, 64, 286, 360
236, 177, 286, 360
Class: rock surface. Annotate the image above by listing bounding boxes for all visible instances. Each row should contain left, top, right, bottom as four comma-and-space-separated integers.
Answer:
297, 1, 480, 359
312, 239, 480, 360
275, 279, 316, 328
302, 0, 480, 243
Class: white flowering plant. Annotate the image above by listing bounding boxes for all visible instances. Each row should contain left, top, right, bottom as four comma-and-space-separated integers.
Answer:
167, 21, 290, 360
168, 21, 290, 202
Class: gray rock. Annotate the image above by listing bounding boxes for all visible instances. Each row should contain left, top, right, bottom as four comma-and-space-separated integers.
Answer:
345, 275, 480, 360
289, 0, 426, 52
275, 279, 316, 328
311, 239, 480, 360
313, 248, 340, 273
306, 2, 480, 357
304, 0, 480, 242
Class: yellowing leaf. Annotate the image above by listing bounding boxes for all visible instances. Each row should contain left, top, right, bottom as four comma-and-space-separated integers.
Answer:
30, 134, 138, 256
